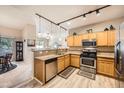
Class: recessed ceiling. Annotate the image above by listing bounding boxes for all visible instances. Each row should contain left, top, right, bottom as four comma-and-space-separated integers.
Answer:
0, 5, 124, 30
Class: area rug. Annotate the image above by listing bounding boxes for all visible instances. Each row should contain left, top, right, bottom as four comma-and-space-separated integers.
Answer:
59, 66, 76, 79
78, 70, 96, 80
0, 64, 17, 74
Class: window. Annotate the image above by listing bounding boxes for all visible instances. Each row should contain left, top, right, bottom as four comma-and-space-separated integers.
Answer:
0, 37, 14, 54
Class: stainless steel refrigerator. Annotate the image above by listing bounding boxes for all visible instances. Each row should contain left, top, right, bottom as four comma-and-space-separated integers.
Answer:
115, 22, 124, 88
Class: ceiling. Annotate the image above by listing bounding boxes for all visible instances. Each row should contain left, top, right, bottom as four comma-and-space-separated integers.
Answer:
0, 5, 124, 30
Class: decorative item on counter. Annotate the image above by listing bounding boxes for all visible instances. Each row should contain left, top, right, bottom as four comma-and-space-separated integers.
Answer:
110, 25, 116, 30
27, 39, 35, 47
73, 32, 77, 35
104, 28, 109, 31
86, 29, 93, 33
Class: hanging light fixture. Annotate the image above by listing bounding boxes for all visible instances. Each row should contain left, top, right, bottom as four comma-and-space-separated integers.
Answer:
96, 10, 101, 16
83, 14, 86, 20
38, 17, 42, 37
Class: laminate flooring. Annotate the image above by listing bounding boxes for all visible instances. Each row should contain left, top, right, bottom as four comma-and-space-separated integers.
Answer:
19, 69, 116, 88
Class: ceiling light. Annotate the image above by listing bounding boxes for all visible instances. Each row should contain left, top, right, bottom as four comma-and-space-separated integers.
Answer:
96, 10, 100, 16
83, 14, 86, 20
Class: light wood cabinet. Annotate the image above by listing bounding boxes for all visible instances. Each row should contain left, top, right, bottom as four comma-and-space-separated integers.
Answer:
82, 34, 89, 40
34, 59, 45, 83
107, 31, 115, 46
89, 33, 96, 40
97, 31, 108, 46
71, 55, 80, 68
73, 35, 83, 46
64, 55, 70, 68
97, 58, 114, 77
57, 56, 65, 73
67, 36, 74, 46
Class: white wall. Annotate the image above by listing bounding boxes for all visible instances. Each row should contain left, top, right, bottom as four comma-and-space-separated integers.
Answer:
22, 24, 36, 82
69, 17, 124, 35
0, 26, 22, 40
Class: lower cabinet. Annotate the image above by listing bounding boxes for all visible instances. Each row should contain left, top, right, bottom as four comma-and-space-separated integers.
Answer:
64, 55, 70, 68
97, 58, 114, 77
57, 54, 80, 73
57, 56, 65, 73
71, 55, 80, 68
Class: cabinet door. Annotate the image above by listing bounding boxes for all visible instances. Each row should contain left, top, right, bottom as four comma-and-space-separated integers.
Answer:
97, 31, 108, 46
67, 36, 74, 46
108, 31, 115, 46
104, 61, 114, 76
97, 58, 115, 77
71, 55, 80, 68
57, 57, 65, 73
34, 59, 44, 82
73, 35, 83, 46
89, 33, 96, 40
97, 60, 105, 74
64, 55, 70, 68
82, 34, 89, 40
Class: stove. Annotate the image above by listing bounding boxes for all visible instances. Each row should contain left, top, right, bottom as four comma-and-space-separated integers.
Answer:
79, 48, 97, 80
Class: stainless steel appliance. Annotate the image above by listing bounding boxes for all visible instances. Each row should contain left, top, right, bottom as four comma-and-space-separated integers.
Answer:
79, 48, 97, 79
115, 22, 124, 88
45, 58, 57, 82
82, 40, 96, 48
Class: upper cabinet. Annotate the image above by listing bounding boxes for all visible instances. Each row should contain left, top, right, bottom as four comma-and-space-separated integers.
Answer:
67, 36, 74, 47
97, 31, 115, 46
67, 35, 83, 47
88, 33, 96, 40
73, 35, 83, 46
97, 31, 108, 46
67, 30, 115, 47
82, 34, 89, 40
82, 33, 96, 40
107, 31, 115, 46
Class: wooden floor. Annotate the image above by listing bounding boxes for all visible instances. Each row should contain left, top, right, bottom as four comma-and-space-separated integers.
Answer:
19, 69, 116, 88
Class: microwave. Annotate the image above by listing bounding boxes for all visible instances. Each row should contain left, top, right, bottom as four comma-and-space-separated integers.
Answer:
82, 40, 96, 47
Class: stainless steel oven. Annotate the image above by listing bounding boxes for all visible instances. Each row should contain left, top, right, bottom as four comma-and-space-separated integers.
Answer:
82, 40, 96, 47
80, 57, 96, 69
80, 48, 96, 69
79, 48, 97, 79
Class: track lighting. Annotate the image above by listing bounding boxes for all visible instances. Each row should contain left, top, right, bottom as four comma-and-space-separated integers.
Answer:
96, 10, 100, 16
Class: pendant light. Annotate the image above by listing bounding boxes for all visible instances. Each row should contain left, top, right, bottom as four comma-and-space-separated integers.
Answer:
83, 14, 86, 20
96, 10, 101, 16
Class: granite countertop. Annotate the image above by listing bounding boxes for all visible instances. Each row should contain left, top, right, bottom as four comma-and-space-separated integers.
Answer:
35, 51, 81, 61
97, 52, 114, 59
35, 54, 59, 61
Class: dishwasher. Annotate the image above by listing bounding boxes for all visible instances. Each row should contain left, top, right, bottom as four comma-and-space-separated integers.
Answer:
45, 58, 57, 82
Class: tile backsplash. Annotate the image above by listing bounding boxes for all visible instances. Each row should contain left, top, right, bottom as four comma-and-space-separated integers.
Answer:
97, 46, 114, 53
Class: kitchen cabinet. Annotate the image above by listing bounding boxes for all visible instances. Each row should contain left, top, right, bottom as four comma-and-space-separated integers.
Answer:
82, 34, 89, 40
64, 55, 70, 68
71, 55, 80, 68
67, 36, 74, 47
107, 31, 115, 46
97, 31, 108, 46
73, 35, 83, 46
97, 57, 114, 77
57, 56, 65, 73
88, 33, 96, 40
34, 59, 45, 83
